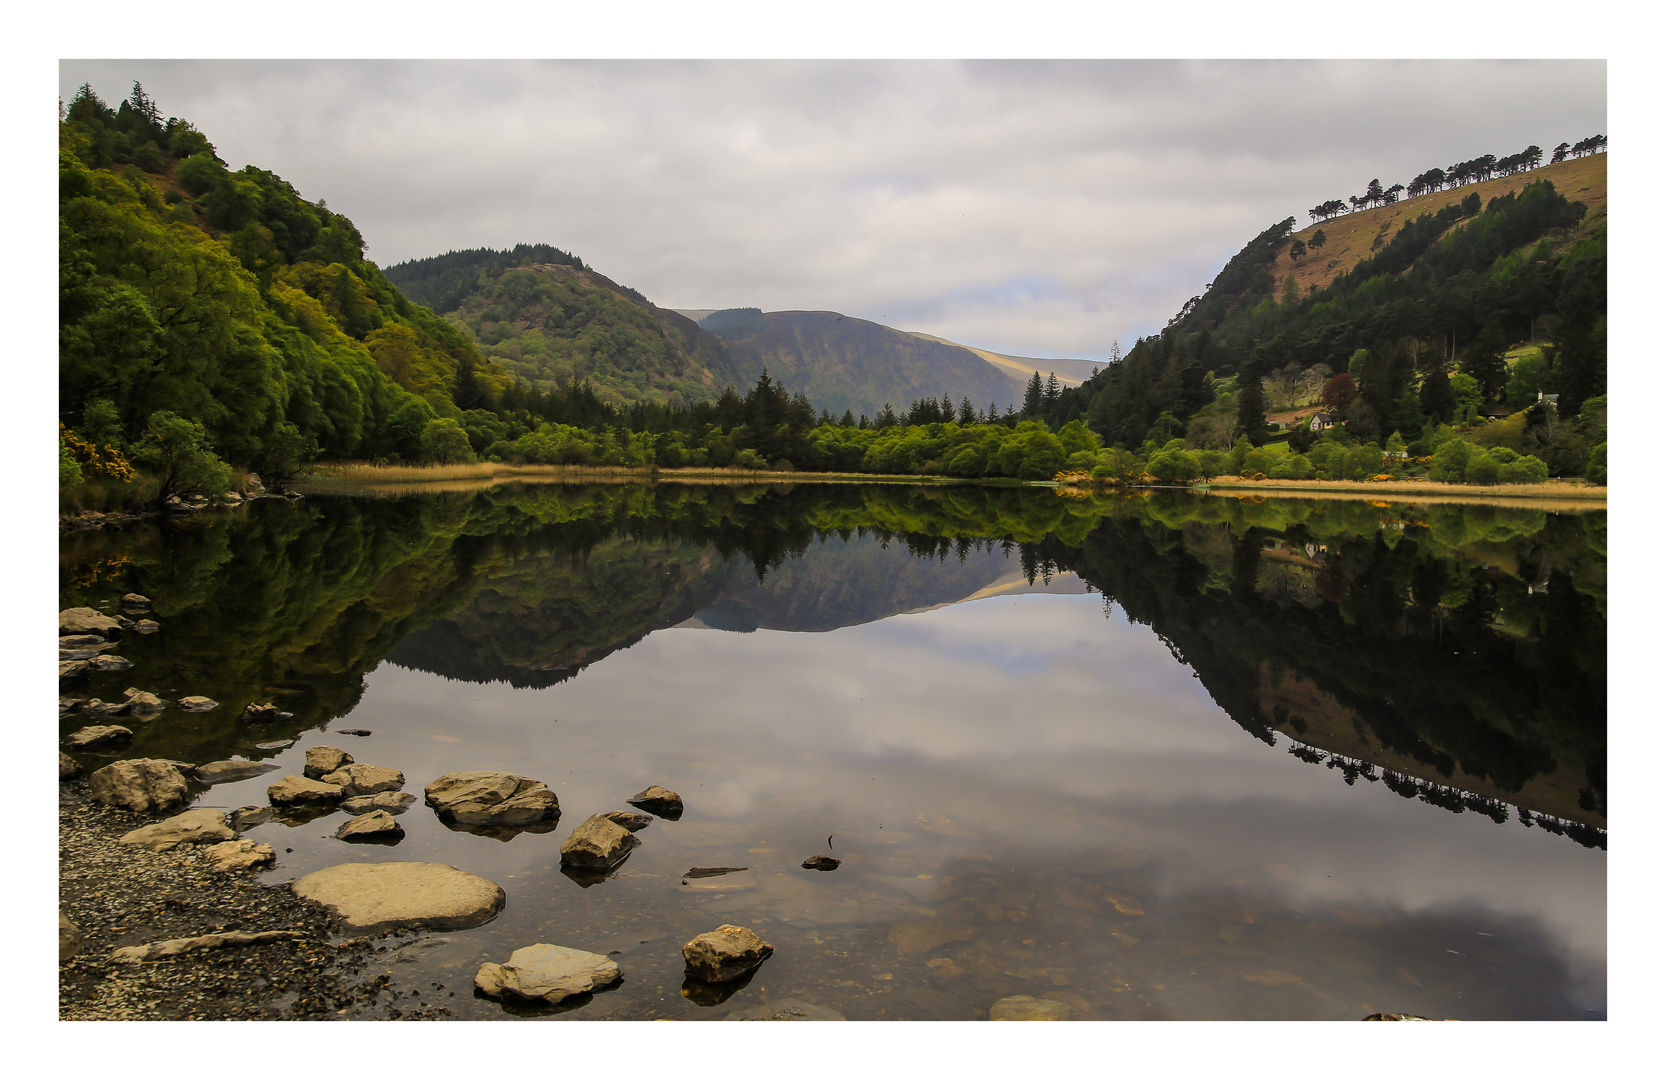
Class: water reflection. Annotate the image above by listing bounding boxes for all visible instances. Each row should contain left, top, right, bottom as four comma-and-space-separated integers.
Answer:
59, 484, 1605, 1019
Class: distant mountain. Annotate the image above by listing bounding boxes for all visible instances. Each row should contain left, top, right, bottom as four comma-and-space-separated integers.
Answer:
701, 309, 1020, 418
907, 332, 1092, 393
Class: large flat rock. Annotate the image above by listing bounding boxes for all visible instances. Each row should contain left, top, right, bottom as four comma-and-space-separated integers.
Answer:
424, 771, 559, 826
291, 862, 505, 931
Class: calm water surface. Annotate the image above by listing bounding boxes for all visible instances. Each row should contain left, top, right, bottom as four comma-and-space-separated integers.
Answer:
59, 483, 1606, 1020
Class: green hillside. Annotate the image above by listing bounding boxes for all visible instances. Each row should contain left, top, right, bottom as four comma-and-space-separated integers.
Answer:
58, 82, 506, 477
383, 248, 757, 410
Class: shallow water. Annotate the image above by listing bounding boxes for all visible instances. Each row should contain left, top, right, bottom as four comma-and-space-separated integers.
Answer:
60, 484, 1605, 1020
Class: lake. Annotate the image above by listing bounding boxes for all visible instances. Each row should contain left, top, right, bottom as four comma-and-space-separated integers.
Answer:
58, 482, 1606, 1020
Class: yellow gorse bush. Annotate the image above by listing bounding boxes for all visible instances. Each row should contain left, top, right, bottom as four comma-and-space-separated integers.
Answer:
61, 424, 136, 483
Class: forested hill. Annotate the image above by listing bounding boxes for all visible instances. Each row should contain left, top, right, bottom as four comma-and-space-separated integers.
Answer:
59, 82, 508, 472
1050, 145, 1606, 457
699, 309, 1021, 419
383, 248, 759, 410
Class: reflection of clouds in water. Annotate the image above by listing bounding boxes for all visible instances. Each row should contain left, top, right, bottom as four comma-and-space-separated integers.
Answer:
352, 589, 1602, 978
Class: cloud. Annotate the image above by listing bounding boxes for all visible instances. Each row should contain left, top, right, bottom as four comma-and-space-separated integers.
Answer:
60, 59, 1604, 357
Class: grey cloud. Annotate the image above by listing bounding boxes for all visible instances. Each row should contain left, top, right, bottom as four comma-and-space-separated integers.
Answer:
61, 59, 1603, 357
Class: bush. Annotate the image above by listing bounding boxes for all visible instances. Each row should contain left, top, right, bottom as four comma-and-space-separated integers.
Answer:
1429, 439, 1472, 483
1498, 455, 1549, 485
1147, 449, 1202, 483
131, 412, 234, 504
1465, 452, 1500, 485
420, 418, 474, 465
1586, 442, 1606, 485
60, 440, 83, 488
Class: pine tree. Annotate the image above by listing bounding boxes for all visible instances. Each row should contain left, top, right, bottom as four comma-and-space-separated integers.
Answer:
1023, 372, 1044, 417
1236, 368, 1268, 444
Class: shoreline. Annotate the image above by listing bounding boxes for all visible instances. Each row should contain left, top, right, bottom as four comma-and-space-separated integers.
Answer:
57, 781, 431, 1020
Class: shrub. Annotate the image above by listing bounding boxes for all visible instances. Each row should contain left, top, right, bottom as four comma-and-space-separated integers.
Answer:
1499, 455, 1550, 485
1465, 452, 1500, 485
1585, 443, 1606, 485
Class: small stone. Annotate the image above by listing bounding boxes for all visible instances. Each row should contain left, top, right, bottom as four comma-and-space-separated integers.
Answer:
88, 759, 190, 813
335, 810, 405, 842
474, 944, 623, 1004
681, 924, 774, 984
119, 808, 236, 851
341, 791, 416, 815
989, 994, 1071, 1021
726, 998, 847, 1021
291, 862, 506, 931
267, 775, 346, 806
334, 728, 373, 736
560, 814, 641, 869
59, 660, 90, 681
86, 655, 133, 672
303, 746, 354, 779
193, 759, 282, 785
80, 699, 128, 717
61, 914, 85, 960
240, 702, 293, 723
119, 593, 152, 610
603, 810, 654, 832
111, 930, 302, 963
229, 806, 274, 830
176, 696, 219, 711
64, 725, 132, 750
59, 751, 81, 781
122, 688, 168, 714
802, 856, 840, 871
627, 785, 683, 818
320, 762, 404, 796
59, 696, 86, 715
132, 619, 161, 633
60, 634, 107, 649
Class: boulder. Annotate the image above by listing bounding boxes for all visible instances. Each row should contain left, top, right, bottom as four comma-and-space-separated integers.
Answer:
119, 808, 236, 852
193, 759, 281, 785
58, 660, 90, 681
59, 607, 123, 638
726, 998, 847, 1021
319, 762, 404, 796
240, 702, 293, 723
88, 759, 190, 813
59, 751, 81, 781
559, 814, 640, 869
119, 593, 152, 611
474, 944, 622, 1004
424, 771, 560, 826
627, 785, 684, 818
341, 791, 416, 815
87, 655, 133, 672
132, 619, 161, 634
266, 775, 346, 806
603, 810, 654, 832
989, 994, 1071, 1021
303, 746, 354, 779
682, 925, 774, 984
122, 688, 167, 714
335, 810, 405, 842
60, 914, 85, 960
60, 634, 107, 649
59, 696, 86, 715
80, 699, 129, 718
201, 838, 275, 871
176, 696, 219, 712
290, 862, 505, 931
64, 725, 132, 751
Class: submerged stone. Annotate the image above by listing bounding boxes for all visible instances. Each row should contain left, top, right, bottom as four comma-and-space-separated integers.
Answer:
474, 943, 622, 1004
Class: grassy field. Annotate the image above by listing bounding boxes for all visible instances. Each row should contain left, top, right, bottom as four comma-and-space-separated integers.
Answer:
1280, 154, 1606, 301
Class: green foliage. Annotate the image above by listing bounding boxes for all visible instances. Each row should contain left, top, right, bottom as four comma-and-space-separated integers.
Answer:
420, 418, 475, 464
132, 411, 234, 504
1585, 443, 1606, 485
60, 438, 84, 488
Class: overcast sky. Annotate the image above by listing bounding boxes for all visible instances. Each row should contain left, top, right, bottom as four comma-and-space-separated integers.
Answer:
58, 59, 1604, 360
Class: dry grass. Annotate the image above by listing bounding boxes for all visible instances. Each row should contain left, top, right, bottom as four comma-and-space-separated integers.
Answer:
1281, 154, 1607, 299
1189, 475, 1604, 511
297, 461, 976, 496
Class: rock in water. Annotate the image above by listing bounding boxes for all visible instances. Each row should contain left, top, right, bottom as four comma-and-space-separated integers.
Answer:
59, 607, 123, 638
424, 771, 560, 826
64, 725, 132, 750
202, 839, 276, 871
319, 762, 404, 796
193, 760, 281, 785
682, 925, 775, 984
603, 810, 654, 832
176, 696, 219, 712
59, 752, 82, 781
266, 775, 346, 806
240, 702, 293, 723
111, 930, 302, 963
122, 688, 167, 714
303, 746, 354, 779
88, 759, 190, 813
474, 944, 623, 1004
626, 785, 684, 818
86, 655, 133, 672
802, 856, 841, 871
59, 660, 90, 681
989, 995, 1071, 1021
559, 814, 640, 869
290, 862, 505, 931
335, 810, 405, 842
726, 998, 847, 1021
119, 593, 152, 611
119, 808, 236, 851
341, 791, 417, 815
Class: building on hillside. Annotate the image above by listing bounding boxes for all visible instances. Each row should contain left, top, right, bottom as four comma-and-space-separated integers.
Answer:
1309, 411, 1336, 432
